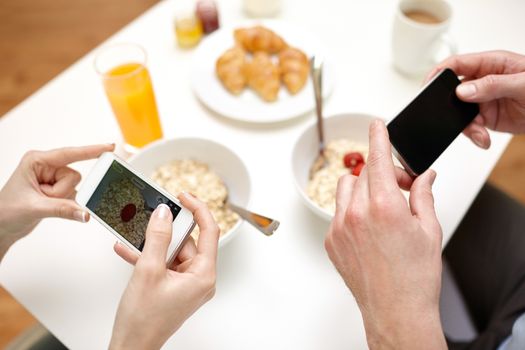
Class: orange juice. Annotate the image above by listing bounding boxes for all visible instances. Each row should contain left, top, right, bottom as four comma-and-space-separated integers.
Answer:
102, 63, 163, 149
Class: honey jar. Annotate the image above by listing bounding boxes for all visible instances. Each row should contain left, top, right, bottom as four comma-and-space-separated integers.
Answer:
196, 0, 220, 34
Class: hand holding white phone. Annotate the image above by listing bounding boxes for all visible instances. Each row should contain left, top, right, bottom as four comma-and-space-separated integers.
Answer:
110, 193, 220, 350
77, 152, 195, 264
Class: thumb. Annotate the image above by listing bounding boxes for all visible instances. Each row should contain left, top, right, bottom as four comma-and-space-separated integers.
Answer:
140, 204, 173, 268
36, 198, 89, 223
409, 170, 438, 230
456, 72, 525, 102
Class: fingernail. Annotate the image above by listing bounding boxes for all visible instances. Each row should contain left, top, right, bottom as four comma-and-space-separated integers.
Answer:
471, 132, 486, 148
457, 83, 476, 98
180, 191, 195, 199
75, 210, 88, 223
429, 170, 437, 186
155, 203, 171, 219
370, 119, 383, 133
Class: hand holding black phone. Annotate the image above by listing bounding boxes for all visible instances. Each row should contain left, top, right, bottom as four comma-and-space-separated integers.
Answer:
388, 68, 480, 176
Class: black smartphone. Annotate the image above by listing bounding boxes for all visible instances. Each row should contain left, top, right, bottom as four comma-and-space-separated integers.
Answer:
387, 68, 479, 176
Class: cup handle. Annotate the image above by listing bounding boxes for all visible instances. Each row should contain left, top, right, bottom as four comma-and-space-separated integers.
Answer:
431, 33, 457, 65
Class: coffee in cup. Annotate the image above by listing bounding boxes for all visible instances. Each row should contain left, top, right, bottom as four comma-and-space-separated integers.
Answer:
403, 10, 442, 25
392, 0, 456, 78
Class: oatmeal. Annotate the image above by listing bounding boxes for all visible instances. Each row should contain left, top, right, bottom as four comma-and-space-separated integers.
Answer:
151, 159, 240, 239
307, 139, 369, 214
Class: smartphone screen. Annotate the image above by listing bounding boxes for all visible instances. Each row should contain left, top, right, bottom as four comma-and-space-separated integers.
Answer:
387, 68, 479, 175
86, 160, 181, 251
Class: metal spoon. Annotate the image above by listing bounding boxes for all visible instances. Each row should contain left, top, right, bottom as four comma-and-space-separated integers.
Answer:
309, 55, 327, 179
225, 195, 279, 236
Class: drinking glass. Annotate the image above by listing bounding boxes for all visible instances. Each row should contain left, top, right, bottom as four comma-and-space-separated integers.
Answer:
95, 43, 163, 152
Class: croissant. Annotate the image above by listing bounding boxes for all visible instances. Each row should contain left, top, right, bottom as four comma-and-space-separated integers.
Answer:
245, 52, 281, 102
234, 26, 287, 54
279, 47, 309, 94
215, 46, 247, 95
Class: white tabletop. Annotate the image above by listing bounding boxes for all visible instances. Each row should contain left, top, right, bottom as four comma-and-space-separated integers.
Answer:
1, 0, 524, 348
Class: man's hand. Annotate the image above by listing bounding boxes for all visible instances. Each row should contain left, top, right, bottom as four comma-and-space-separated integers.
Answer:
110, 193, 220, 350
0, 144, 114, 260
325, 120, 446, 350
426, 50, 525, 149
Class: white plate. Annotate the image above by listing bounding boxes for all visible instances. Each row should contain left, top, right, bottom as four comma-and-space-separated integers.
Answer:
191, 20, 336, 123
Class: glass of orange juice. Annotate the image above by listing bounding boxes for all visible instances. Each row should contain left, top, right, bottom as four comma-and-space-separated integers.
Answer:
94, 44, 163, 152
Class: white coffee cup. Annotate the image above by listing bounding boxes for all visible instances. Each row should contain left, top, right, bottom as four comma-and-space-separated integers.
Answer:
392, 0, 456, 78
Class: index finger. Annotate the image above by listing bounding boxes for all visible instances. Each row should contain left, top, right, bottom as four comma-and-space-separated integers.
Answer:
40, 143, 115, 167
367, 120, 398, 195
424, 50, 522, 83
178, 193, 220, 263
335, 174, 356, 220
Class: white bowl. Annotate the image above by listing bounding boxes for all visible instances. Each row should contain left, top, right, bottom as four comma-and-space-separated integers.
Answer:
291, 113, 378, 221
128, 137, 250, 247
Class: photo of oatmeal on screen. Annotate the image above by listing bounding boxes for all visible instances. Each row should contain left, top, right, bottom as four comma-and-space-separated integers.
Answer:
86, 161, 180, 250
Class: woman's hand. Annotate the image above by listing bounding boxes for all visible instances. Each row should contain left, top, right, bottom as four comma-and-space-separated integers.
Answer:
325, 121, 446, 350
0, 144, 114, 260
426, 50, 525, 149
109, 193, 220, 350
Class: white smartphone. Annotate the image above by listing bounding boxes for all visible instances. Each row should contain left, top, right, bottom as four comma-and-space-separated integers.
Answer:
77, 152, 195, 264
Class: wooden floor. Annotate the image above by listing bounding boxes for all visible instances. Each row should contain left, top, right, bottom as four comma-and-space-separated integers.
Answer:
489, 135, 525, 204
0, 0, 524, 347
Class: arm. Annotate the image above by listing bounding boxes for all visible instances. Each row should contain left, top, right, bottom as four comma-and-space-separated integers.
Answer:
110, 193, 220, 350
0, 144, 114, 262
426, 50, 525, 149
325, 120, 446, 350
0, 214, 18, 261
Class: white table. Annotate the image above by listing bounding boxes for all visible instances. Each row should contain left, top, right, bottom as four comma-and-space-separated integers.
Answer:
1, 0, 524, 348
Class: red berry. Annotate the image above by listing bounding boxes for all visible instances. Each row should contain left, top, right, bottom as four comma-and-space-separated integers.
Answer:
352, 162, 365, 176
121, 203, 137, 222
343, 152, 364, 168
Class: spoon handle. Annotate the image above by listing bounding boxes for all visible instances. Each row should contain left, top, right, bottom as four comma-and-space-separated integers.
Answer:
227, 202, 279, 236
311, 56, 325, 154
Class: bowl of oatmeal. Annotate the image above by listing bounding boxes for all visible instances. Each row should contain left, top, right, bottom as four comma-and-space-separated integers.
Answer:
292, 113, 378, 221
128, 137, 250, 247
